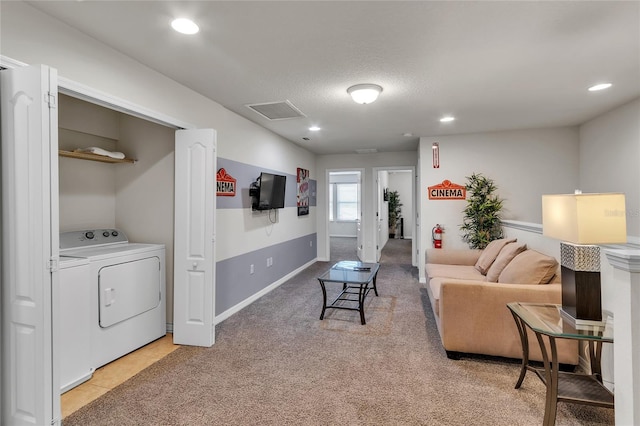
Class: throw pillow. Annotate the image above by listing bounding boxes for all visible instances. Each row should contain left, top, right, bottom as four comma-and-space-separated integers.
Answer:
485, 242, 527, 282
474, 238, 517, 275
498, 249, 559, 285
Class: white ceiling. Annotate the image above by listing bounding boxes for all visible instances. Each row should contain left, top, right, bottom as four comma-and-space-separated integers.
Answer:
26, 1, 640, 155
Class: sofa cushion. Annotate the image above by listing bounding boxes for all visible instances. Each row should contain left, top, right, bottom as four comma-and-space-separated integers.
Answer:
485, 242, 527, 282
498, 249, 558, 284
474, 238, 517, 274
426, 264, 485, 281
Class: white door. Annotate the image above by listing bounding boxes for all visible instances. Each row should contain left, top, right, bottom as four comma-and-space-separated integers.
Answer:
356, 174, 364, 262
173, 129, 216, 347
1, 65, 61, 425
376, 173, 384, 262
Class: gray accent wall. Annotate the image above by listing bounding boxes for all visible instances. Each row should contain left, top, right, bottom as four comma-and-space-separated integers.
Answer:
217, 157, 317, 209
216, 233, 317, 314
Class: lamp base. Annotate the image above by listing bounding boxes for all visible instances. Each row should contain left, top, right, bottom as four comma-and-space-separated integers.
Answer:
560, 243, 602, 323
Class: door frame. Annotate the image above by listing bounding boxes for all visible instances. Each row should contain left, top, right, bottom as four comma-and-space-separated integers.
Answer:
372, 166, 417, 266
325, 168, 364, 262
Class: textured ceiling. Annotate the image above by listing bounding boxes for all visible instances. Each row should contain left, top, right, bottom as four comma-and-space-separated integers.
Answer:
25, 1, 640, 155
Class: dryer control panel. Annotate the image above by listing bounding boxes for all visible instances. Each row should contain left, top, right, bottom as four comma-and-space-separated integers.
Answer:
60, 229, 128, 250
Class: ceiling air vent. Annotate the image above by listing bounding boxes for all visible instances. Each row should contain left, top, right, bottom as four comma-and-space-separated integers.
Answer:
245, 100, 306, 121
355, 148, 378, 154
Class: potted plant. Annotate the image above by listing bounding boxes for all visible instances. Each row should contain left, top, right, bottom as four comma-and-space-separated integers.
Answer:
460, 173, 504, 249
388, 190, 402, 238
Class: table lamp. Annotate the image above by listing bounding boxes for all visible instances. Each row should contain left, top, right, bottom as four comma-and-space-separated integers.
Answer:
542, 192, 626, 325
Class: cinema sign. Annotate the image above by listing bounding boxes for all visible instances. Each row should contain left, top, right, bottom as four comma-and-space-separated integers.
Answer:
428, 180, 466, 200
216, 168, 237, 196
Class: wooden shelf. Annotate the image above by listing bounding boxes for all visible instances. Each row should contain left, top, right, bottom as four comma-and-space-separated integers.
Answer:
58, 150, 136, 164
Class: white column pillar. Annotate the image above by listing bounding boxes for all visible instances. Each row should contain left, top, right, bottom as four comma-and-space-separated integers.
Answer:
605, 249, 640, 426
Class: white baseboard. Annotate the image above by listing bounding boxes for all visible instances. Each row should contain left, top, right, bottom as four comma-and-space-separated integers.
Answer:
214, 258, 318, 325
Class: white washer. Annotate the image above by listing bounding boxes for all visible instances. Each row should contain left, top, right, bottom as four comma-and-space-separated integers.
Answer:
60, 229, 166, 369
58, 255, 93, 393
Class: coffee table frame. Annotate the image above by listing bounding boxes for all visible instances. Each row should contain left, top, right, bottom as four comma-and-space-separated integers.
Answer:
317, 261, 380, 325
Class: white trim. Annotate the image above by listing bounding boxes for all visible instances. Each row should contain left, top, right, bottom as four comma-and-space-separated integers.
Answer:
502, 220, 542, 234
58, 77, 195, 130
0, 55, 196, 130
605, 250, 640, 273
214, 258, 317, 324
0, 55, 28, 69
503, 219, 640, 249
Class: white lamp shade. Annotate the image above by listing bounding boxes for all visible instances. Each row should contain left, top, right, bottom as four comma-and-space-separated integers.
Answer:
542, 193, 627, 244
347, 84, 382, 104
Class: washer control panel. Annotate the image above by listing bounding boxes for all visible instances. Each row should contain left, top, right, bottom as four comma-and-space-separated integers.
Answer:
60, 229, 128, 250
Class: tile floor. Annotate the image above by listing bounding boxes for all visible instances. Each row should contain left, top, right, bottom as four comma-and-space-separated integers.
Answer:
61, 333, 180, 419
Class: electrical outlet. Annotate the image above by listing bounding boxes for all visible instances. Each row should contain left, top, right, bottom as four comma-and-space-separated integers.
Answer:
250, 264, 254, 274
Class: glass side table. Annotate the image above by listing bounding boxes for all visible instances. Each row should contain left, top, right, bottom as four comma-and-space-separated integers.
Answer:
506, 302, 614, 426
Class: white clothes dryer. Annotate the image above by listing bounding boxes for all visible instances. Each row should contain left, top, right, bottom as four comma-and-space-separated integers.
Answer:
60, 229, 166, 369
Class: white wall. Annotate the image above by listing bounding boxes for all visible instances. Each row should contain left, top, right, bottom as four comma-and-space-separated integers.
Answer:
58, 95, 120, 231
579, 97, 640, 238
317, 152, 418, 262
418, 127, 580, 281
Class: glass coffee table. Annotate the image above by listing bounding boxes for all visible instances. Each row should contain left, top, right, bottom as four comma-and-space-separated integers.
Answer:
317, 261, 380, 325
507, 302, 614, 426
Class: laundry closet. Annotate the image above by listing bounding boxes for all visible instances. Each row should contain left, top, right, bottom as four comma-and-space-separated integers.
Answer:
57, 94, 176, 391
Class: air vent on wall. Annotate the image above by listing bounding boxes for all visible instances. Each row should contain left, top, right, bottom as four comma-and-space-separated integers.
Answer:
355, 148, 378, 154
245, 100, 306, 121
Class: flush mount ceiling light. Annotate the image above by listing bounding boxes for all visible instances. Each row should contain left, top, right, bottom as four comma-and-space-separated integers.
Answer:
588, 83, 612, 92
309, 126, 321, 131
440, 116, 455, 123
347, 84, 383, 104
171, 18, 199, 35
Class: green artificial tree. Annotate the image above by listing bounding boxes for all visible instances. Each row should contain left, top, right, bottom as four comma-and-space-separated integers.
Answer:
460, 173, 504, 249
388, 190, 402, 238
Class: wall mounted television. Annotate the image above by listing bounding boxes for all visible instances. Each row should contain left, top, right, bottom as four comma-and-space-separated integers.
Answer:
250, 172, 287, 211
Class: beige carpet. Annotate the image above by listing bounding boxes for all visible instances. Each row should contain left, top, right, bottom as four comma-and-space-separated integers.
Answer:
64, 239, 614, 425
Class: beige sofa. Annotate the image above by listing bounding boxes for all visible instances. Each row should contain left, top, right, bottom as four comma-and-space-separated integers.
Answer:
425, 239, 578, 364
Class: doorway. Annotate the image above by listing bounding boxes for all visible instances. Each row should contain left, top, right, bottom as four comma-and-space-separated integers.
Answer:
374, 167, 416, 265
327, 170, 363, 262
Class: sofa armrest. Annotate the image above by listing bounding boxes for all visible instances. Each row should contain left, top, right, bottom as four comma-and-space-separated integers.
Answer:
426, 248, 482, 266
438, 279, 578, 364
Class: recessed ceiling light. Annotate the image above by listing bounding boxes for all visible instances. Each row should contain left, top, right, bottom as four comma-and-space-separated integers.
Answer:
309, 126, 321, 131
588, 83, 612, 92
171, 18, 199, 35
440, 116, 455, 123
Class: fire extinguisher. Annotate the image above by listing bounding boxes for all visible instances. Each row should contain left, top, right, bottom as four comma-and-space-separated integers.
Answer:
432, 224, 443, 249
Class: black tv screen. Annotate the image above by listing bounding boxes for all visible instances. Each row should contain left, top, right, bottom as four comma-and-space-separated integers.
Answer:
255, 172, 286, 210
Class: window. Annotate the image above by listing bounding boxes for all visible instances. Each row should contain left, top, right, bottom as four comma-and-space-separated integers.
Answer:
329, 182, 359, 221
